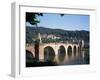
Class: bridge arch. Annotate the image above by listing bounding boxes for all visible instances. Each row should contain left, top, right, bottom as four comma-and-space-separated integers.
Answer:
58, 45, 66, 61
26, 50, 34, 57
73, 46, 77, 56
26, 50, 34, 63
26, 45, 35, 57
44, 46, 55, 62
67, 46, 72, 57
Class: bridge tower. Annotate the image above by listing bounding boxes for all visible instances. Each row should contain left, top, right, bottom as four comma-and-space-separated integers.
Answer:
34, 32, 42, 61
79, 39, 84, 50
38, 33, 45, 61
81, 40, 84, 49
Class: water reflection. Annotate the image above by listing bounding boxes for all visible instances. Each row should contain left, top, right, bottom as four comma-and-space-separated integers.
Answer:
26, 47, 89, 67
44, 49, 89, 65
67, 46, 72, 58
81, 50, 90, 64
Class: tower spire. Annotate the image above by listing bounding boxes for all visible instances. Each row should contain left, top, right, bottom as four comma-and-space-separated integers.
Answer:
38, 33, 42, 44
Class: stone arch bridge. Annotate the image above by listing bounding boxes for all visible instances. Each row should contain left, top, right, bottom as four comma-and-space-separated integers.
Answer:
26, 42, 81, 61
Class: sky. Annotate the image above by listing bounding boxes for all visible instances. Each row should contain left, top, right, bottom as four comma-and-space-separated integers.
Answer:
26, 13, 89, 31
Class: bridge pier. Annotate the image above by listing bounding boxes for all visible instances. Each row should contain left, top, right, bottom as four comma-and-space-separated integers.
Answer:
39, 44, 44, 62
72, 46, 74, 58
54, 46, 59, 63
76, 46, 79, 56
54, 55, 59, 63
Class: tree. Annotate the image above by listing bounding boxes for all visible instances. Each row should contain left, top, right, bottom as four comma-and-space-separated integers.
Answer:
26, 12, 44, 43
26, 12, 43, 25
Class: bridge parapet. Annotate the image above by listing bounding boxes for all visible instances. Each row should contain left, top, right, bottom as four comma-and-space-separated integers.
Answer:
26, 43, 34, 47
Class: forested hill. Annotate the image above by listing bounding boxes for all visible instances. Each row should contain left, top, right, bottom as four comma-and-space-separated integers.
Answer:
26, 26, 89, 43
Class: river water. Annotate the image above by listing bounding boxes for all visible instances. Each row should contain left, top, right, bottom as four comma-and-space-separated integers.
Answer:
26, 49, 89, 67
44, 50, 90, 66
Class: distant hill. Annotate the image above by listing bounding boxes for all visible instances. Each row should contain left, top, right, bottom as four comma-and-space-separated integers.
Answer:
26, 26, 89, 43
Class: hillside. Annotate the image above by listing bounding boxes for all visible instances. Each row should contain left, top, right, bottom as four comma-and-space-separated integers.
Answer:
26, 26, 89, 44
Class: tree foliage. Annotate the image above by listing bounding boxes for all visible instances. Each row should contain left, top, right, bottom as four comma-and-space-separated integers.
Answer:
26, 12, 43, 25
